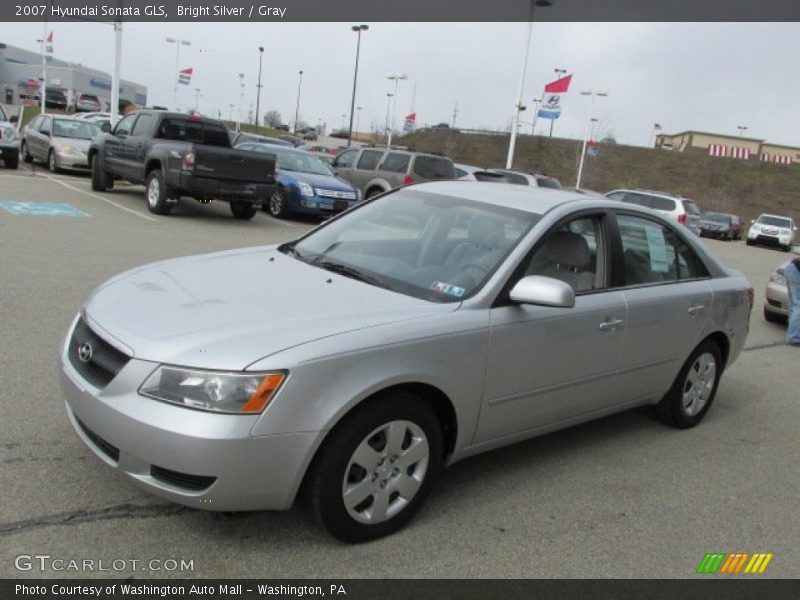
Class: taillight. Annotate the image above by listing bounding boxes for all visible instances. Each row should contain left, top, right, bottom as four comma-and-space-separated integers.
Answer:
402, 175, 414, 186
678, 213, 687, 223
182, 151, 195, 171
747, 287, 754, 311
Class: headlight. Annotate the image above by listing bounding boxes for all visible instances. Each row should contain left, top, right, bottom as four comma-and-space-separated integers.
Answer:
770, 271, 786, 286
298, 181, 315, 197
57, 145, 84, 157
139, 366, 286, 414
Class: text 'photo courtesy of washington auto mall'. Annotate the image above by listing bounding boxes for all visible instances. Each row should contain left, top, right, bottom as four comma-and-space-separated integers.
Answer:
1, 0, 800, 594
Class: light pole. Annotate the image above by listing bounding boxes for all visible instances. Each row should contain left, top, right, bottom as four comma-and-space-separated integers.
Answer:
347, 24, 368, 147
384, 93, 393, 142
386, 73, 408, 147
255, 46, 264, 128
341, 113, 347, 130
193, 88, 203, 112
294, 70, 304, 133
530, 98, 541, 134
549, 67, 566, 137
166, 37, 191, 110
576, 90, 608, 188
38, 23, 47, 115
506, 0, 554, 169
355, 106, 362, 136
237, 73, 244, 130
229, 103, 234, 121
737, 125, 748, 137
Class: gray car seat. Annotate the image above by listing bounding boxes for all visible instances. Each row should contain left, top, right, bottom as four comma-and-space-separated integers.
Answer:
533, 231, 595, 292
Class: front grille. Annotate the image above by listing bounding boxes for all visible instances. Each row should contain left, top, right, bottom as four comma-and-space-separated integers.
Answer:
150, 465, 216, 491
767, 299, 783, 308
756, 235, 780, 245
316, 188, 357, 200
68, 317, 131, 388
75, 417, 120, 462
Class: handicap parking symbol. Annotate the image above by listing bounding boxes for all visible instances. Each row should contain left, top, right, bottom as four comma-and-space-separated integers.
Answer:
0, 200, 90, 217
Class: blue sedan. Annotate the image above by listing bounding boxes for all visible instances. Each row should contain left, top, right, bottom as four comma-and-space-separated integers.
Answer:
236, 142, 359, 218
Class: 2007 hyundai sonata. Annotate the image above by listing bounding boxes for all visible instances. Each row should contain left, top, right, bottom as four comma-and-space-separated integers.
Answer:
61, 181, 752, 542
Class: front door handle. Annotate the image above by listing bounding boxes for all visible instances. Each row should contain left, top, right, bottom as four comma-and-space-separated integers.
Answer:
599, 318, 626, 332
688, 304, 705, 316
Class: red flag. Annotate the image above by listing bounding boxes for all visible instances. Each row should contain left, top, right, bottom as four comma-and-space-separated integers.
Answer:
46, 31, 53, 43
544, 74, 572, 94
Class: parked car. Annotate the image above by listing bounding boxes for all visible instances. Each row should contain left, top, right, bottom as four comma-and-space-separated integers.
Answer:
330, 146, 455, 198
487, 169, 563, 189
764, 260, 791, 323
279, 134, 304, 147
746, 214, 796, 251
231, 131, 293, 147
455, 163, 510, 183
88, 110, 276, 219
0, 104, 20, 169
454, 163, 483, 180
606, 189, 702, 235
21, 115, 101, 172
43, 88, 68, 110
699, 212, 741, 240
73, 112, 111, 122
235, 141, 358, 219
275, 124, 290, 131
563, 187, 608, 199
75, 93, 102, 113
298, 144, 335, 155
61, 181, 752, 542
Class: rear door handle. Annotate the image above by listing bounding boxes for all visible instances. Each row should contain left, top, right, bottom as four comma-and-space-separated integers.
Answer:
688, 304, 705, 316
599, 318, 626, 332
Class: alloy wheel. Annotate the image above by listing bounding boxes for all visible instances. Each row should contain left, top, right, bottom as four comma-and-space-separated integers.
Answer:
682, 352, 717, 417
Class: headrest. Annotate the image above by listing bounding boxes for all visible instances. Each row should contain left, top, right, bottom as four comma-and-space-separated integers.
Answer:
541, 231, 591, 268
468, 217, 505, 248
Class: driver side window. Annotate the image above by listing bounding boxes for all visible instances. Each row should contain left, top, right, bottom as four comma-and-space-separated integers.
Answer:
114, 114, 137, 136
333, 149, 358, 169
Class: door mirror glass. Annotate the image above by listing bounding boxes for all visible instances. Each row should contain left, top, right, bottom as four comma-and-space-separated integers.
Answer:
509, 275, 575, 308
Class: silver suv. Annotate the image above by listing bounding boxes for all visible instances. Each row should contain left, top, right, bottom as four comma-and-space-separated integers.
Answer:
606, 189, 702, 235
330, 146, 455, 198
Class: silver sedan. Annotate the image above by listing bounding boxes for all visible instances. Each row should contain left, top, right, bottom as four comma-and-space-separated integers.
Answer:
60, 182, 752, 542
21, 115, 100, 172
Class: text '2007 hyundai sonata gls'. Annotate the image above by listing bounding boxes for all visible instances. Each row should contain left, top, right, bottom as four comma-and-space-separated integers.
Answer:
61, 181, 752, 542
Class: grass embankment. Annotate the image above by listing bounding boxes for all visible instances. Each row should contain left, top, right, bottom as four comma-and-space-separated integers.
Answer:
401, 130, 800, 224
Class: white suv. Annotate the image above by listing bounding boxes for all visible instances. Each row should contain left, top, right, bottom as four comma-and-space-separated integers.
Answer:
605, 189, 702, 235
746, 214, 796, 252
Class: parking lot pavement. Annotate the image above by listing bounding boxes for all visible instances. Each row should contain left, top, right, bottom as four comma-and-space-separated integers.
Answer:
1, 168, 798, 578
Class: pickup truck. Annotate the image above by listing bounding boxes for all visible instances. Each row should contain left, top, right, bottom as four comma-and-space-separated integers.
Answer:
89, 110, 276, 219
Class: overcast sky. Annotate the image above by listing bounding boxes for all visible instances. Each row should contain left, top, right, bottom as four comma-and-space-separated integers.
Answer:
4, 22, 798, 147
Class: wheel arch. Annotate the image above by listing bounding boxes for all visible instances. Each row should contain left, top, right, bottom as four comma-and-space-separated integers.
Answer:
701, 331, 730, 371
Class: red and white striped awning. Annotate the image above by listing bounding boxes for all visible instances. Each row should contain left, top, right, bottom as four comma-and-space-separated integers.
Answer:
730, 147, 750, 160
708, 144, 727, 157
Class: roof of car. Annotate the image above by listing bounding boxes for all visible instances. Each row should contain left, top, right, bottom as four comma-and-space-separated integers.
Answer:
410, 180, 596, 214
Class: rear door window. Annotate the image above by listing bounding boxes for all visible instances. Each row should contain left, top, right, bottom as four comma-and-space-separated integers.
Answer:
156, 117, 231, 147
536, 176, 562, 189
412, 156, 455, 180
131, 113, 155, 137
380, 152, 411, 173
647, 196, 677, 211
356, 150, 384, 171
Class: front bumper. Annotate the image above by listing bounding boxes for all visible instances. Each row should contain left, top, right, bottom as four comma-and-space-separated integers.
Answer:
60, 327, 320, 512
56, 152, 91, 170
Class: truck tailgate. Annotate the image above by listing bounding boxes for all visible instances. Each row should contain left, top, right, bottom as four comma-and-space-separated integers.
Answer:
193, 146, 275, 184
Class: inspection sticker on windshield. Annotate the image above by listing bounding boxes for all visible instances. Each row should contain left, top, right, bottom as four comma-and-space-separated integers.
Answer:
431, 281, 466, 297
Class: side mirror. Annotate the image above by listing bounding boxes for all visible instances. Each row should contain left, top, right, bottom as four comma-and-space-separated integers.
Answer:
101, 123, 111, 133
509, 275, 575, 308
9, 115, 18, 124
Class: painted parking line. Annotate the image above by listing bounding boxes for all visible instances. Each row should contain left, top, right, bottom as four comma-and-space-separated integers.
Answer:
0, 200, 90, 217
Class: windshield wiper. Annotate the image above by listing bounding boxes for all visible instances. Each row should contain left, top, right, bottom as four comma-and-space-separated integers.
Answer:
316, 260, 388, 289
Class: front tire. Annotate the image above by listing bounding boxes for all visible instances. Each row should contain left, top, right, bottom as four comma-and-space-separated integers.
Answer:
48, 149, 59, 173
230, 200, 257, 220
746, 239, 754, 246
21, 141, 33, 163
145, 170, 172, 215
3, 151, 19, 169
655, 340, 722, 429
267, 188, 289, 218
90, 155, 114, 191
306, 392, 443, 543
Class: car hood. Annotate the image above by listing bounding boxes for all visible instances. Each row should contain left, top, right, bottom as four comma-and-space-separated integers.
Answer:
52, 136, 92, 152
279, 171, 354, 191
84, 246, 456, 370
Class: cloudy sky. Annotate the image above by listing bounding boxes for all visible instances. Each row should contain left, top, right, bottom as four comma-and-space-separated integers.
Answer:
4, 21, 798, 147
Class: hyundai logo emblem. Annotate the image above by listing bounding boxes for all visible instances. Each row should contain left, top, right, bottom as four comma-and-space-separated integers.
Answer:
78, 342, 94, 363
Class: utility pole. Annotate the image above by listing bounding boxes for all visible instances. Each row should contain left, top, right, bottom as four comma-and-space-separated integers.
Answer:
576, 90, 608, 188
294, 70, 304, 132
255, 46, 264, 128
452, 102, 458, 128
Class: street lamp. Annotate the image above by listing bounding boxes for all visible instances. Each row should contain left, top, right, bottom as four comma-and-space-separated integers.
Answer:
737, 125, 748, 137
237, 73, 244, 130
229, 103, 234, 121
193, 87, 203, 112
530, 98, 542, 134
347, 24, 368, 147
255, 46, 264, 128
550, 67, 567, 137
575, 90, 608, 188
166, 37, 191, 110
294, 70, 304, 133
355, 106, 362, 136
506, 0, 554, 169
386, 73, 408, 147
341, 113, 347, 130
384, 93, 394, 142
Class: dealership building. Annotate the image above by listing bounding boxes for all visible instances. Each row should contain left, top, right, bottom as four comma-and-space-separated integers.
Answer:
655, 130, 800, 164
0, 42, 146, 109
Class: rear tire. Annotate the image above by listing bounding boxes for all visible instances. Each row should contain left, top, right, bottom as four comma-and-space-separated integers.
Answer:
90, 155, 113, 191
655, 340, 722, 429
145, 170, 172, 215
230, 200, 257, 220
366, 187, 384, 199
306, 392, 443, 543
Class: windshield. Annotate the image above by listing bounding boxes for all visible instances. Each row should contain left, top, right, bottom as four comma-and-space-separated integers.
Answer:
757, 215, 792, 228
52, 119, 100, 140
703, 213, 731, 223
284, 189, 539, 302
273, 147, 333, 175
